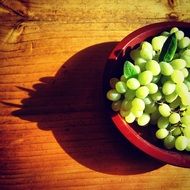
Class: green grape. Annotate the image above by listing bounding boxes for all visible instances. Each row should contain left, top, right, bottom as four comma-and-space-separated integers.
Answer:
135, 86, 149, 99
185, 141, 190, 151
184, 80, 190, 91
151, 36, 167, 51
181, 68, 189, 78
143, 96, 153, 105
170, 27, 179, 33
126, 78, 140, 90
106, 89, 121, 101
150, 91, 162, 101
120, 109, 130, 117
131, 107, 143, 118
175, 136, 188, 151
111, 100, 122, 111
125, 112, 136, 123
158, 103, 171, 117
145, 60, 160, 76
181, 49, 190, 56
181, 115, 190, 126
138, 70, 153, 85
172, 127, 182, 136
164, 135, 176, 149
146, 83, 158, 94
124, 89, 136, 101
157, 117, 169, 129
171, 59, 186, 70
161, 31, 170, 37
130, 48, 140, 60
175, 30, 184, 40
178, 37, 190, 49
121, 99, 131, 111
110, 77, 119, 88
144, 103, 157, 114
115, 81, 127, 93
169, 97, 181, 109
120, 75, 128, 82
162, 80, 176, 95
183, 127, 190, 138
171, 70, 184, 83
141, 41, 153, 50
152, 75, 161, 83
132, 98, 145, 110
175, 83, 188, 97
137, 113, 150, 126
181, 92, 190, 106
165, 92, 178, 103
160, 62, 174, 76
155, 128, 169, 139
181, 55, 190, 68
169, 112, 180, 124
134, 57, 146, 71
140, 42, 153, 60
134, 65, 141, 74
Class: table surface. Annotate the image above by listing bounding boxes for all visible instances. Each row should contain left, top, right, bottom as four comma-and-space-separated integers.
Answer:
1, 0, 190, 189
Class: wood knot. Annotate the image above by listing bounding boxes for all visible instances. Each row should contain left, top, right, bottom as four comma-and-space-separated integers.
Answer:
168, 0, 176, 9
167, 12, 179, 20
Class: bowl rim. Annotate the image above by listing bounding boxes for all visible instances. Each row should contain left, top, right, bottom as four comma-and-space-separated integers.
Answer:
104, 21, 190, 168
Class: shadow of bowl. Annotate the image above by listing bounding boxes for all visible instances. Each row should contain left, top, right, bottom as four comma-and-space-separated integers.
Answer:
7, 42, 164, 175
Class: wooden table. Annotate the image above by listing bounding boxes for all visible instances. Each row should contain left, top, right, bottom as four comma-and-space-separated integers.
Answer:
1, 0, 190, 189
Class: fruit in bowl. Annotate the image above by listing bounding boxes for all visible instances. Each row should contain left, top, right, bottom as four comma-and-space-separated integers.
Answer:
103, 21, 190, 167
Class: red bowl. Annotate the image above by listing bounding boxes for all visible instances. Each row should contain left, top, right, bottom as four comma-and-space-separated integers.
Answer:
103, 21, 190, 168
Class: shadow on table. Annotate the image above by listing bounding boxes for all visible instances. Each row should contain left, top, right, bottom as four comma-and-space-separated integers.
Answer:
5, 42, 164, 175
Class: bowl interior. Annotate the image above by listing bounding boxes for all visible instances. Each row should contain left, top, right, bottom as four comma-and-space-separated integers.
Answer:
103, 21, 190, 168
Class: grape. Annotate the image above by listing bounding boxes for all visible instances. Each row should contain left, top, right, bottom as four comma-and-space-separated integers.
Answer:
144, 103, 157, 114
134, 65, 141, 74
140, 49, 153, 60
157, 117, 169, 129
115, 81, 127, 93
110, 77, 119, 88
137, 113, 150, 126
135, 86, 149, 99
126, 78, 140, 90
131, 107, 143, 117
183, 127, 190, 138
171, 59, 186, 70
121, 99, 131, 111
120, 75, 127, 82
111, 100, 122, 111
138, 70, 153, 85
141, 41, 153, 50
178, 37, 190, 49
160, 62, 174, 76
158, 103, 171, 117
125, 112, 136, 123
145, 60, 160, 76
151, 36, 167, 51
184, 80, 190, 91
181, 68, 189, 78
155, 128, 169, 139
172, 127, 182, 136
132, 98, 145, 110
134, 57, 146, 70
181, 115, 190, 126
165, 92, 178, 103
143, 96, 153, 105
161, 31, 170, 37
185, 141, 190, 151
120, 109, 130, 117
106, 89, 121, 101
162, 80, 176, 95
182, 49, 190, 56
124, 89, 136, 101
170, 27, 179, 33
169, 112, 180, 124
146, 83, 158, 94
181, 55, 190, 68
152, 75, 161, 83
175, 83, 188, 97
181, 92, 190, 106
150, 91, 162, 101
164, 135, 176, 149
169, 97, 181, 109
171, 70, 184, 83
175, 30, 184, 40
130, 48, 140, 60
175, 136, 188, 151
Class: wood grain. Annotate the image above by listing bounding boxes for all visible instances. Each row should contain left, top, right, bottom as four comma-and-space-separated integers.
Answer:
1, 0, 190, 189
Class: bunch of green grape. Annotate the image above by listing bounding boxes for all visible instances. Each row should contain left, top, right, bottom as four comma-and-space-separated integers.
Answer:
106, 27, 190, 151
